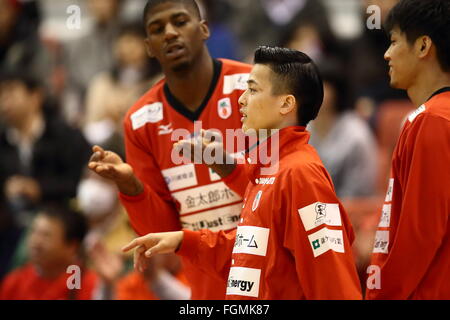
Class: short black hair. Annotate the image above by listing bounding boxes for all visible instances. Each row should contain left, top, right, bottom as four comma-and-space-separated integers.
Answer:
385, 0, 450, 72
254, 46, 324, 127
38, 204, 88, 244
318, 60, 351, 113
0, 71, 42, 92
143, 0, 201, 26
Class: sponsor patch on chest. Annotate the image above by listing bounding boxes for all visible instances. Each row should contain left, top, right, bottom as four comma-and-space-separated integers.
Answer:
223, 73, 250, 94
130, 102, 163, 129
161, 164, 198, 192
373, 230, 389, 254
226, 267, 261, 298
233, 226, 270, 257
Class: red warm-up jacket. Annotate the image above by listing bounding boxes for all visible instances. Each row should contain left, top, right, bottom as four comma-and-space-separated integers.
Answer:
178, 126, 362, 299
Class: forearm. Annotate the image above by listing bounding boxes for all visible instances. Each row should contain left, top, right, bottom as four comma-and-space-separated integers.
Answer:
116, 174, 144, 197
177, 229, 235, 281
119, 184, 181, 235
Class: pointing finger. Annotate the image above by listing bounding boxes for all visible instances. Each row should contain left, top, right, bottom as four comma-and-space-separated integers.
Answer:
122, 238, 140, 253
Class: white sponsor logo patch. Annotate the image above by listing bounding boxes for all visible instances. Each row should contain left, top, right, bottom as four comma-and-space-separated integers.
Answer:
180, 203, 241, 232
385, 178, 394, 202
218, 97, 232, 120
378, 204, 391, 228
251, 191, 263, 212
131, 103, 163, 130
172, 182, 241, 215
233, 226, 270, 257
223, 73, 250, 94
373, 230, 389, 254
298, 202, 342, 232
308, 228, 345, 258
226, 267, 260, 298
161, 164, 197, 192
408, 105, 426, 123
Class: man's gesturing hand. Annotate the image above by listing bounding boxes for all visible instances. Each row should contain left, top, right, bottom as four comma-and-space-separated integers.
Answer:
88, 145, 143, 196
173, 130, 237, 178
121, 231, 184, 272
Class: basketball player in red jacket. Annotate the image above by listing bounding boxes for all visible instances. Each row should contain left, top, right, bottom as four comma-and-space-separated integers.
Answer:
123, 46, 362, 300
364, 0, 450, 299
88, 0, 251, 299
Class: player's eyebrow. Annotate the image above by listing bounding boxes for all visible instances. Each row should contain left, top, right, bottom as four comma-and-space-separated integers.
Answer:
247, 79, 258, 86
147, 11, 190, 27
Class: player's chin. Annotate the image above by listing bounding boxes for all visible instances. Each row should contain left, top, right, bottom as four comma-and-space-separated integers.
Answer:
389, 78, 406, 90
170, 59, 191, 72
242, 124, 257, 136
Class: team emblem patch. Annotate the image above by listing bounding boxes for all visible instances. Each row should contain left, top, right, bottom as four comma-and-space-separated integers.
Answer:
315, 203, 326, 220
218, 98, 232, 119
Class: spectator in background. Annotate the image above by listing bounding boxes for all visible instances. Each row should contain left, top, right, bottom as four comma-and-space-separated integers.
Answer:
76, 170, 136, 299
230, 0, 330, 61
279, 6, 343, 66
347, 0, 408, 124
116, 253, 190, 300
199, 0, 241, 60
0, 0, 52, 89
63, 0, 124, 125
308, 63, 378, 198
0, 205, 98, 300
83, 23, 162, 153
0, 73, 91, 280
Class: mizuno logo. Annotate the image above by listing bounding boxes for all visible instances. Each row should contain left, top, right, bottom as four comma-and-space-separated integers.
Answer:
158, 123, 173, 135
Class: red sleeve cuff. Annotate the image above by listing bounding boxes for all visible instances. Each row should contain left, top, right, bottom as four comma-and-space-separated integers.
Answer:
177, 229, 201, 258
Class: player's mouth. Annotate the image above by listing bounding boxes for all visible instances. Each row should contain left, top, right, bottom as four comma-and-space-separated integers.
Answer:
240, 108, 247, 123
165, 43, 186, 59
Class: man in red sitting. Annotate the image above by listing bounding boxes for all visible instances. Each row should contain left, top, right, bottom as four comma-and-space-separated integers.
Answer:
0, 205, 98, 300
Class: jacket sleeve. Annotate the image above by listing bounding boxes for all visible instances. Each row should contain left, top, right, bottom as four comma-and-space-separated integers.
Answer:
366, 114, 450, 299
282, 163, 362, 300
177, 229, 236, 282
222, 163, 248, 197
118, 117, 181, 236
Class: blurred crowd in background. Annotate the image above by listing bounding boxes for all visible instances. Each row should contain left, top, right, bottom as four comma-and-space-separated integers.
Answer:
0, 0, 415, 299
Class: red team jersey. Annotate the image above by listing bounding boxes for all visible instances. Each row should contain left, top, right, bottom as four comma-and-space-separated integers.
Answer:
178, 127, 362, 299
0, 264, 98, 300
367, 88, 450, 299
119, 59, 252, 299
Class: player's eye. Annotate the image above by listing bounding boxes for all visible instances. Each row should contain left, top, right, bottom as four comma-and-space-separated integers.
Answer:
175, 19, 187, 27
149, 25, 163, 34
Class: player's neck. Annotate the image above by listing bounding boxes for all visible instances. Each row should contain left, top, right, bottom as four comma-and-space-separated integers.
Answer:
407, 67, 450, 106
165, 49, 214, 112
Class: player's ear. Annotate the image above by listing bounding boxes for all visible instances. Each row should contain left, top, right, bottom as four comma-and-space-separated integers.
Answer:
199, 20, 210, 41
279, 95, 296, 116
144, 38, 155, 58
417, 35, 432, 59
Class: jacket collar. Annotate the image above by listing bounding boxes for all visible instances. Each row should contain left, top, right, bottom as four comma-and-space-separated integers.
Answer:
245, 126, 310, 184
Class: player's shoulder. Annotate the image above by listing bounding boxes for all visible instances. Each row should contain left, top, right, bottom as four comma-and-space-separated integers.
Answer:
125, 77, 166, 118
2, 264, 33, 284
411, 91, 450, 124
281, 144, 327, 178
219, 58, 253, 74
